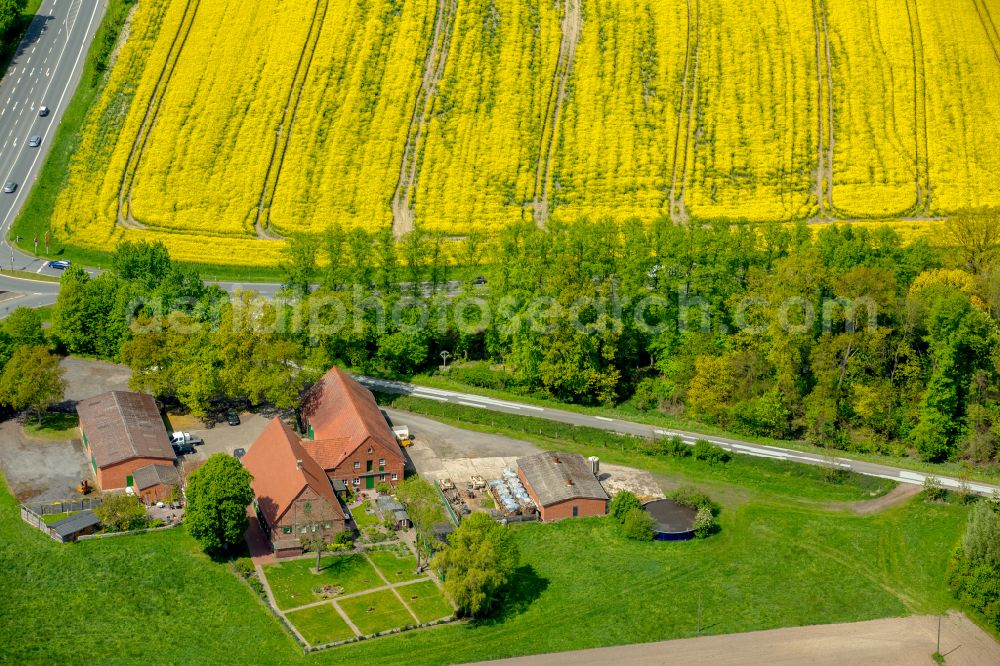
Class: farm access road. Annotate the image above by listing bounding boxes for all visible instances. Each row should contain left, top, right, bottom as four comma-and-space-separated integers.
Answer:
357, 375, 1000, 498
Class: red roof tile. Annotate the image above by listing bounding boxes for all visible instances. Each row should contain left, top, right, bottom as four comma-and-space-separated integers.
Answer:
301, 368, 402, 466
300, 437, 354, 470
242, 418, 344, 527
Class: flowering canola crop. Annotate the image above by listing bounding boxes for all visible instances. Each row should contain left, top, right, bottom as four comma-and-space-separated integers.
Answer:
48, 0, 1000, 267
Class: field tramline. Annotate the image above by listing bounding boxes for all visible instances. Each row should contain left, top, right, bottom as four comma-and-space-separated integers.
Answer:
36, 0, 1000, 267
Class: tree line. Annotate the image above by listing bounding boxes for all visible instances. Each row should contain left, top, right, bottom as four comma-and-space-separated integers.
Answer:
47, 212, 1000, 467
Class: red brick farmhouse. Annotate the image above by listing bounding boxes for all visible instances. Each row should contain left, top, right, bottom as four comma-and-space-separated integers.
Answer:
518, 451, 608, 521
77, 391, 176, 491
243, 418, 348, 558
299, 367, 405, 491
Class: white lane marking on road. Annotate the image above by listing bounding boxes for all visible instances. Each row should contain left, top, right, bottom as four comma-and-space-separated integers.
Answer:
594, 416, 613, 422
410, 392, 448, 402
0, 0, 102, 237
457, 401, 488, 409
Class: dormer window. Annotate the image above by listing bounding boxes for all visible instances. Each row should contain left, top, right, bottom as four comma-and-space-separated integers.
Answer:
368, 446, 373, 454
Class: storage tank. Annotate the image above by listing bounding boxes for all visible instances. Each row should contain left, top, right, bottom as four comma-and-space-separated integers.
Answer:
588, 456, 600, 476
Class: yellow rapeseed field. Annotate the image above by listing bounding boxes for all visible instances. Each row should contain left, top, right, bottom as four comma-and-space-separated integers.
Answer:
46, 0, 1000, 267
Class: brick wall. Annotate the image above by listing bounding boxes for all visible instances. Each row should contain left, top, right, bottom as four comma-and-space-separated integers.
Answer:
97, 457, 175, 490
328, 437, 405, 491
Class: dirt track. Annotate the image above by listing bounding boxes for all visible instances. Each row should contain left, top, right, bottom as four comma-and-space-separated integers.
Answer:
471, 612, 1000, 666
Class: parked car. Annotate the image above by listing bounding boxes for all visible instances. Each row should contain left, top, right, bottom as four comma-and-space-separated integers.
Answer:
170, 431, 204, 446
28, 136, 41, 148
38, 106, 49, 117
233, 447, 246, 459
46, 260, 71, 270
172, 442, 196, 456
225, 412, 241, 426
3, 182, 16, 193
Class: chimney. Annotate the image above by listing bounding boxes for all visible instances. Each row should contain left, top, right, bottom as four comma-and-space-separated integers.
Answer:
296, 459, 303, 470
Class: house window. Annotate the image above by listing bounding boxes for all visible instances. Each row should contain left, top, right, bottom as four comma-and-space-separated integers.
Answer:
572, 506, 579, 517
353, 460, 360, 469
353, 478, 360, 485
324, 523, 331, 529
379, 474, 386, 482
379, 458, 385, 466
368, 446, 373, 454
300, 526, 308, 533
391, 473, 398, 481
282, 527, 292, 534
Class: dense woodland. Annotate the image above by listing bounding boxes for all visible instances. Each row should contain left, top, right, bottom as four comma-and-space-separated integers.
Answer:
49, 213, 1000, 467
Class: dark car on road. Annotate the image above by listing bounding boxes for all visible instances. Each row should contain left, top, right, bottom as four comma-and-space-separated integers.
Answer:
28, 136, 41, 148
172, 442, 196, 456
46, 260, 71, 270
233, 448, 246, 460
225, 412, 241, 426
38, 106, 49, 117
3, 182, 15, 193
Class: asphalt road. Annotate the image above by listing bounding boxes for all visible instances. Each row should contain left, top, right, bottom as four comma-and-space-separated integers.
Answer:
357, 375, 1000, 498
0, 0, 104, 278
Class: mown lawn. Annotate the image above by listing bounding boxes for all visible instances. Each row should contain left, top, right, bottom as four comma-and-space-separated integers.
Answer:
39, 510, 78, 525
0, 466, 970, 664
367, 545, 422, 583
0, 477, 296, 664
263, 554, 381, 610
352, 501, 381, 529
339, 589, 415, 636
399, 580, 454, 624
285, 603, 355, 646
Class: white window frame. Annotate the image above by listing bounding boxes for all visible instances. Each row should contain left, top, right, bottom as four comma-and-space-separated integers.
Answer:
391, 473, 398, 481
352, 477, 360, 485
379, 458, 385, 466
353, 460, 360, 469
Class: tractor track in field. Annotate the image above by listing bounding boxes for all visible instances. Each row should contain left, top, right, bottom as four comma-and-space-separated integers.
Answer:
904, 0, 931, 213
391, 0, 458, 238
667, 0, 700, 223
530, 0, 582, 230
253, 0, 331, 240
811, 0, 835, 217
116, 0, 202, 230
972, 0, 1000, 67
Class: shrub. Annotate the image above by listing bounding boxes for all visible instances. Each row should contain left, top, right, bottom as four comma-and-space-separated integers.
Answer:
693, 506, 716, 539
922, 475, 948, 502
692, 440, 731, 464
375, 482, 391, 495
668, 486, 718, 514
334, 530, 354, 548
233, 557, 256, 579
95, 494, 148, 532
640, 435, 691, 458
609, 491, 642, 522
622, 508, 655, 541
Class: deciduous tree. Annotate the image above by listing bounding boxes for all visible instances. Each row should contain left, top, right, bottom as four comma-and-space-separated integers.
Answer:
185, 454, 254, 553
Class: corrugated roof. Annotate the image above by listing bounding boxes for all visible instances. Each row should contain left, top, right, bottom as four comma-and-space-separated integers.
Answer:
243, 418, 345, 528
517, 451, 608, 507
76, 391, 175, 468
49, 510, 101, 538
301, 368, 402, 467
132, 463, 180, 491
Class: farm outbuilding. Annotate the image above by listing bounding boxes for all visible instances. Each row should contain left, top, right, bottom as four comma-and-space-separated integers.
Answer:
77, 391, 176, 491
48, 510, 101, 542
132, 463, 181, 504
517, 452, 608, 521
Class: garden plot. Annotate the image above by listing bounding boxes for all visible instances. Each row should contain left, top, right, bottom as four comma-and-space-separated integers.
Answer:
262, 554, 380, 610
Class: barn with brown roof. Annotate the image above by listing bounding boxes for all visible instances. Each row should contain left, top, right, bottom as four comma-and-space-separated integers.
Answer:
300, 367, 405, 491
518, 451, 608, 521
77, 391, 176, 490
243, 418, 347, 557
132, 463, 181, 504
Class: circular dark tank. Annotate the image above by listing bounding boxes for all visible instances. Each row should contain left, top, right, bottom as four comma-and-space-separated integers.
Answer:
643, 499, 697, 541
